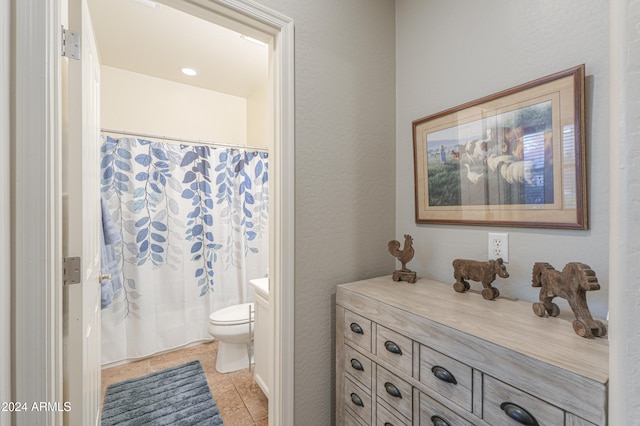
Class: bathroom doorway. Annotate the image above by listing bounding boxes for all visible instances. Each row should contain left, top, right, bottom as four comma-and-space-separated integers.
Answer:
91, 0, 270, 366
7, 1, 293, 426
84, 1, 294, 423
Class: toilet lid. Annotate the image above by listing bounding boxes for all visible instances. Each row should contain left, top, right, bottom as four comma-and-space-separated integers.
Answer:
209, 302, 255, 326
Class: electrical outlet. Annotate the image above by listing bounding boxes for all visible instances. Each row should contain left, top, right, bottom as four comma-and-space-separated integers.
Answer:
488, 232, 509, 263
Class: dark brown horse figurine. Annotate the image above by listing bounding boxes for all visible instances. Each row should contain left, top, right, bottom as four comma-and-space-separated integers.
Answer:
531, 262, 606, 338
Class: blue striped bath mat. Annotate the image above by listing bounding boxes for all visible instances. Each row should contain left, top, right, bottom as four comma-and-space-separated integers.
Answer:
101, 360, 223, 425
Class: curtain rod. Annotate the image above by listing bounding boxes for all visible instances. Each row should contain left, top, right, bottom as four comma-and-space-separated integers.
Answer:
101, 128, 269, 153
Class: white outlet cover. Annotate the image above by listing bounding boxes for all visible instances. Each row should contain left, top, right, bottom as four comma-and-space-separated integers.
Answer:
488, 232, 509, 263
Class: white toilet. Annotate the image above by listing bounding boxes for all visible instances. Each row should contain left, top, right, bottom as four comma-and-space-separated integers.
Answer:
208, 302, 255, 373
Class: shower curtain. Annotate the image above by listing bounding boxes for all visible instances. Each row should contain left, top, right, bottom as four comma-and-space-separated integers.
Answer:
100, 136, 268, 365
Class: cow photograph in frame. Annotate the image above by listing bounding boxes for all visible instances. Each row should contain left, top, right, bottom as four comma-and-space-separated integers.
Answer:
412, 65, 588, 229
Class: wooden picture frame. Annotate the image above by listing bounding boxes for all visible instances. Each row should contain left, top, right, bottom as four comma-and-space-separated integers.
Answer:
412, 65, 587, 229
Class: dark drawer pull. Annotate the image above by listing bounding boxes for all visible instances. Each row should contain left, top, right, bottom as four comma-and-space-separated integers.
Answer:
431, 415, 451, 426
350, 392, 364, 407
384, 340, 402, 355
350, 322, 364, 335
431, 365, 457, 384
500, 402, 539, 426
384, 381, 402, 399
350, 358, 364, 371
384, 423, 394, 426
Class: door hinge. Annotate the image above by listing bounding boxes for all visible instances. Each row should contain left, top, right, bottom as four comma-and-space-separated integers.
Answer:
61, 26, 81, 60
63, 257, 82, 285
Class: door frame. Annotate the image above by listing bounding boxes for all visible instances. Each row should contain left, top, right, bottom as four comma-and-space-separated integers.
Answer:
13, 0, 64, 425
12, 1, 295, 425
1, 0, 12, 424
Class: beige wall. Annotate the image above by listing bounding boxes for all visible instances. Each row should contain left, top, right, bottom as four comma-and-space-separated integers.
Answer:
100, 65, 247, 145
247, 83, 269, 148
396, 0, 610, 318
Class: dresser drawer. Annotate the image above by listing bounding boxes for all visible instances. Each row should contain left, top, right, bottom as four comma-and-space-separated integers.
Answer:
345, 310, 372, 353
344, 344, 372, 390
419, 344, 472, 412
566, 413, 598, 426
376, 325, 413, 376
345, 376, 372, 425
419, 391, 474, 426
376, 366, 412, 420
344, 409, 366, 426
376, 402, 410, 426
483, 375, 564, 426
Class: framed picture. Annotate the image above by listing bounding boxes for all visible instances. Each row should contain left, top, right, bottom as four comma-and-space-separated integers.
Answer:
412, 65, 587, 229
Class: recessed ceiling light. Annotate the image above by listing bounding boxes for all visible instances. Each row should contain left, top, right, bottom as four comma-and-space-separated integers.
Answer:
181, 67, 198, 76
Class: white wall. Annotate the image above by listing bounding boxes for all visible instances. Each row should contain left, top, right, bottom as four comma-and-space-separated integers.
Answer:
253, 1, 396, 424
609, 0, 640, 421
101, 65, 247, 145
396, 0, 610, 318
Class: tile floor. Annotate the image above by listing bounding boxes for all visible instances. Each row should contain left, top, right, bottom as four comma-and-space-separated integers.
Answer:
101, 341, 268, 425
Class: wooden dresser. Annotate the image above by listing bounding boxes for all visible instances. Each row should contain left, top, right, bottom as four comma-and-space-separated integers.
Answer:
335, 276, 608, 426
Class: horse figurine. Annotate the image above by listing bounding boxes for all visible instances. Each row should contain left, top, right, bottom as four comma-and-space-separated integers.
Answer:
531, 262, 607, 338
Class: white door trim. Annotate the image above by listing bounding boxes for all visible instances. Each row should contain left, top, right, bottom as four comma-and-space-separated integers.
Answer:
266, 12, 296, 426
14, 1, 294, 425
13, 1, 64, 425
1, 0, 12, 424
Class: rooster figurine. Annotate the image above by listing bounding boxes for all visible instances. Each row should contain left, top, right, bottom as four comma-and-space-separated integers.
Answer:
388, 234, 417, 283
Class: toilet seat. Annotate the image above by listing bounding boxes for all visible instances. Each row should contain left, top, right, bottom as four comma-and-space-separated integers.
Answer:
209, 302, 254, 326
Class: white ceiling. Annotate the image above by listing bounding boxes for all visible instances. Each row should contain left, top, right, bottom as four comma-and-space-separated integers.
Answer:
87, 0, 269, 98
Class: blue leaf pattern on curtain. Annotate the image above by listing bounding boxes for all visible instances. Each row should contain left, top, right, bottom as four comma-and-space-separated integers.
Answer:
100, 136, 268, 316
